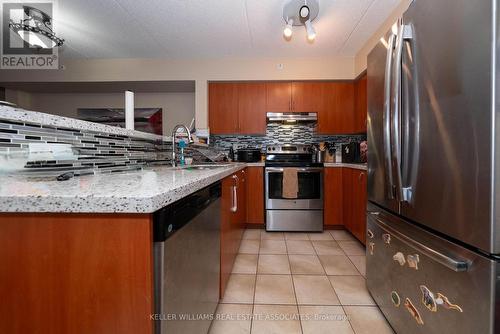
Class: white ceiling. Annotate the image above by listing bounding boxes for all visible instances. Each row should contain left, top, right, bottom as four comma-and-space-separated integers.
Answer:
54, 0, 402, 59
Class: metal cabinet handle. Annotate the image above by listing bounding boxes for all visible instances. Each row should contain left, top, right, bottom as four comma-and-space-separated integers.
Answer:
230, 175, 238, 212
376, 217, 470, 272
358, 172, 365, 181
232, 174, 239, 187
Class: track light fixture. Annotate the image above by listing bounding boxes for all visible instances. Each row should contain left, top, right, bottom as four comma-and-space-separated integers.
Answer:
304, 19, 316, 41
283, 18, 294, 38
282, 0, 319, 42
9, 5, 64, 49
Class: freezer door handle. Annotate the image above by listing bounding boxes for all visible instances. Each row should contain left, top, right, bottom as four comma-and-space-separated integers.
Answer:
376, 218, 470, 272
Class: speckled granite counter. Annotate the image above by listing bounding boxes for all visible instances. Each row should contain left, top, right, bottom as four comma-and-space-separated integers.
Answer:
0, 164, 246, 213
324, 162, 367, 170
244, 162, 265, 167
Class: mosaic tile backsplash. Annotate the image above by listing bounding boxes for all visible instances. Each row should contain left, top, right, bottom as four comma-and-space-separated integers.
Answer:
211, 122, 366, 153
0, 118, 208, 176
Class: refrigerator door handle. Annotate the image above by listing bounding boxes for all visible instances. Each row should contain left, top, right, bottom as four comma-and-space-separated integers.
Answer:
383, 33, 396, 199
401, 23, 419, 205
376, 217, 470, 272
392, 24, 413, 202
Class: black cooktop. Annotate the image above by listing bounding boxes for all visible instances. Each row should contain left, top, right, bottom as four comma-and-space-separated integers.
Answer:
265, 161, 324, 168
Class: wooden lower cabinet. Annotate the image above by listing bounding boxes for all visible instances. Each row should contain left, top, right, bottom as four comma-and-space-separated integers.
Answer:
245, 167, 265, 225
324, 167, 367, 245
220, 169, 247, 299
324, 168, 344, 227
342, 168, 367, 245
0, 213, 154, 334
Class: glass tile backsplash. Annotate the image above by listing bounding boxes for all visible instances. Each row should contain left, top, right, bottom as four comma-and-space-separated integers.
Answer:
210, 122, 366, 152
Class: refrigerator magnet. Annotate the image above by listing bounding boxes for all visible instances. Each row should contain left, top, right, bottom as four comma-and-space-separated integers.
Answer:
407, 254, 420, 270
367, 229, 374, 239
420, 285, 437, 312
382, 233, 391, 244
393, 252, 406, 266
391, 291, 401, 307
436, 293, 463, 313
404, 298, 424, 325
369, 242, 375, 255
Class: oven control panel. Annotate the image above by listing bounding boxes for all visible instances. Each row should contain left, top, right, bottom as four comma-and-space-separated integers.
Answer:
266, 144, 311, 154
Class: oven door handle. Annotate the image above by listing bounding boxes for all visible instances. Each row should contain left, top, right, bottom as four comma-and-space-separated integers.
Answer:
265, 167, 324, 173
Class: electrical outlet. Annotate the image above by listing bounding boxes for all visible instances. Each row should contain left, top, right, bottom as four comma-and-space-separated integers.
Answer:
277, 63, 284, 70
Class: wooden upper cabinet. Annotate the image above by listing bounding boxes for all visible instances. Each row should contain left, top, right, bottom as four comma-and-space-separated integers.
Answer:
318, 82, 354, 134
238, 83, 267, 134
266, 82, 292, 112
210, 80, 362, 135
337, 82, 355, 133
292, 82, 324, 112
354, 73, 367, 133
209, 83, 239, 134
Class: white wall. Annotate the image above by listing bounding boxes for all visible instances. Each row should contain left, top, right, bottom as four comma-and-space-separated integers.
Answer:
0, 56, 355, 129
7, 91, 195, 135
354, 0, 413, 76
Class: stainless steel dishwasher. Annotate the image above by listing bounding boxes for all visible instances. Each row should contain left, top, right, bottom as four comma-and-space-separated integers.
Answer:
153, 182, 221, 334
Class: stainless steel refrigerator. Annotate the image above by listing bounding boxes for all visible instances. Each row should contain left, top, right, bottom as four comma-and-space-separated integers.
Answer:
366, 0, 500, 332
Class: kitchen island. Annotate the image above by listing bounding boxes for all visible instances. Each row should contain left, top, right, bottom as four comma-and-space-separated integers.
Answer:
0, 105, 251, 334
0, 164, 246, 334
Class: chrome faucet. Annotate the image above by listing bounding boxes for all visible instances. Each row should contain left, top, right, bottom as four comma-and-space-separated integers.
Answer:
171, 124, 193, 167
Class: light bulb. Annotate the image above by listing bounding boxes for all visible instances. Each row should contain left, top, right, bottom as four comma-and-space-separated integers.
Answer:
283, 19, 294, 38
305, 19, 316, 41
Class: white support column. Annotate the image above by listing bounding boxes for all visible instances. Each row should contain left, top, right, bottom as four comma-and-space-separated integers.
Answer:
125, 90, 135, 130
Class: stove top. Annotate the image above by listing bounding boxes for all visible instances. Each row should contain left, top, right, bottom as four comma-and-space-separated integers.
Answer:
265, 144, 323, 167
265, 161, 324, 168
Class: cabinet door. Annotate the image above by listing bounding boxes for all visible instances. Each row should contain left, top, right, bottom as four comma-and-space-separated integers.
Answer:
237, 169, 247, 231
318, 82, 355, 134
324, 168, 344, 227
238, 83, 267, 134
355, 74, 367, 133
246, 167, 265, 225
220, 174, 238, 298
357, 170, 367, 244
336, 82, 355, 133
316, 82, 332, 134
266, 82, 291, 112
209, 83, 239, 134
352, 170, 367, 245
342, 168, 354, 233
291, 82, 324, 112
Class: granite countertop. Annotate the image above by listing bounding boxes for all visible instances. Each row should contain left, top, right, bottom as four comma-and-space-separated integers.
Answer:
323, 162, 367, 170
244, 162, 265, 167
0, 105, 169, 142
0, 164, 247, 213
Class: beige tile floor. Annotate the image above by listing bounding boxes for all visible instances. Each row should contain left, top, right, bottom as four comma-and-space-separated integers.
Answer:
209, 229, 394, 334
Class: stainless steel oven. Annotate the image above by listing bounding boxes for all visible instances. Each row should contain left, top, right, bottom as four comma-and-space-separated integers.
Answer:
265, 145, 324, 232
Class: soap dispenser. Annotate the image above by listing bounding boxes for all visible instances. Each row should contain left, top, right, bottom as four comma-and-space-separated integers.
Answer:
178, 140, 187, 166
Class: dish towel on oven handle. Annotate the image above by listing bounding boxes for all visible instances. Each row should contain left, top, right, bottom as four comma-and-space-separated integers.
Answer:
282, 168, 299, 199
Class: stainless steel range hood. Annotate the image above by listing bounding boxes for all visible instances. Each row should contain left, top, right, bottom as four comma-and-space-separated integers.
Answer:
266, 112, 317, 123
